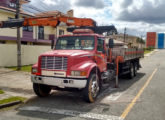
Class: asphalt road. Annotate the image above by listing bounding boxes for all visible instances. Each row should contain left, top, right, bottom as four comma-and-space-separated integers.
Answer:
0, 49, 165, 120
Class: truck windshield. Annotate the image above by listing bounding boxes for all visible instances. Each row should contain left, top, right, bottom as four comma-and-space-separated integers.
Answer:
55, 36, 95, 50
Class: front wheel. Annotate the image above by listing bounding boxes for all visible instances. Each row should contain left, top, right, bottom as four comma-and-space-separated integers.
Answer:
33, 83, 51, 97
83, 73, 100, 103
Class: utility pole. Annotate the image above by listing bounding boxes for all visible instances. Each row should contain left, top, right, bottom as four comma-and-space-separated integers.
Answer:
124, 27, 126, 43
16, 0, 21, 70
141, 35, 143, 48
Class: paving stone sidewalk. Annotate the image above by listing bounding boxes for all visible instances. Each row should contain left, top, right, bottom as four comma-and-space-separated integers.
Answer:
0, 93, 11, 101
0, 68, 34, 99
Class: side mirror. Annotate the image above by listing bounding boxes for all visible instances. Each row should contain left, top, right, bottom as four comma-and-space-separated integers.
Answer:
109, 38, 114, 48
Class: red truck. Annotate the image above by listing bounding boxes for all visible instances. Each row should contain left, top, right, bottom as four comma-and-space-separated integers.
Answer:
0, 17, 144, 103
31, 28, 144, 103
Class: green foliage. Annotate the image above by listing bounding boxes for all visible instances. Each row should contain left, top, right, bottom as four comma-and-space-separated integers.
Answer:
144, 47, 154, 51
0, 89, 4, 94
136, 37, 145, 44
0, 96, 26, 105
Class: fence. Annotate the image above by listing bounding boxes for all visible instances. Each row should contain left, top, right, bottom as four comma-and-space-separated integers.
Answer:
0, 44, 51, 67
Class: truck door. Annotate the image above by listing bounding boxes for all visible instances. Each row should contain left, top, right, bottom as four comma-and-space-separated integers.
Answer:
96, 37, 107, 72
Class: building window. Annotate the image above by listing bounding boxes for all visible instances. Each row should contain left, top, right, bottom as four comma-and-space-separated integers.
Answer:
9, 2, 16, 9
8, 17, 14, 21
23, 26, 33, 32
38, 26, 44, 39
21, 41, 27, 45
0, 41, 5, 44
59, 29, 64, 35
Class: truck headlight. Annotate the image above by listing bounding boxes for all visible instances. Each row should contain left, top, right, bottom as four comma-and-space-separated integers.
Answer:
32, 68, 38, 74
71, 71, 87, 76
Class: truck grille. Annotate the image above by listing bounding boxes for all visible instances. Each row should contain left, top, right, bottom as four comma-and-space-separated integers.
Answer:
41, 56, 68, 70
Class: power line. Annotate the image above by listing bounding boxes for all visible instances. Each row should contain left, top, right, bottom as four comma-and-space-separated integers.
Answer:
23, 4, 45, 13
0, 2, 60, 18
23, 4, 55, 16
124, 27, 126, 43
37, 0, 55, 11
22, 8, 35, 15
0, 1, 53, 13
23, 0, 53, 13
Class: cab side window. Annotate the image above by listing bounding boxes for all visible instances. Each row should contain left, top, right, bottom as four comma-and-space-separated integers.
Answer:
97, 38, 104, 52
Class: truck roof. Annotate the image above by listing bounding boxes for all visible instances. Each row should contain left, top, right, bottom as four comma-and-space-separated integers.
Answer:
59, 33, 104, 38
59, 29, 105, 38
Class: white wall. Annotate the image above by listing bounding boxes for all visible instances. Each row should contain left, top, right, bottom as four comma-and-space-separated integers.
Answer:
0, 44, 51, 67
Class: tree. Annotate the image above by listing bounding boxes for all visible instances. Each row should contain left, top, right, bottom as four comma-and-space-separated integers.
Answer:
136, 37, 145, 44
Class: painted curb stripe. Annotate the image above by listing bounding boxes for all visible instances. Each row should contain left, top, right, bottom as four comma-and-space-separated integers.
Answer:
121, 68, 158, 119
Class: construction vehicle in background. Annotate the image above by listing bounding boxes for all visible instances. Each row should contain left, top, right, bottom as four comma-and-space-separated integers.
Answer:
0, 16, 144, 103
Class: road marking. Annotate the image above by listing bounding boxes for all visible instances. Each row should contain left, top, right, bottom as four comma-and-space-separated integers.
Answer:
98, 86, 124, 101
20, 106, 123, 120
97, 87, 117, 99
106, 91, 125, 101
120, 68, 158, 119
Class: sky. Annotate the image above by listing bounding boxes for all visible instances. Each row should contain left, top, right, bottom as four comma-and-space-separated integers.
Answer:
23, 0, 165, 38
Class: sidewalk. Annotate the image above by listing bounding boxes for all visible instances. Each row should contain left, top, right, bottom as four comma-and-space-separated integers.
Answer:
0, 92, 11, 101
0, 68, 34, 98
144, 49, 159, 57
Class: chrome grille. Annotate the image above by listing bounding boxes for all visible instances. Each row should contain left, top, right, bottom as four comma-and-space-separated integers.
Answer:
41, 56, 68, 70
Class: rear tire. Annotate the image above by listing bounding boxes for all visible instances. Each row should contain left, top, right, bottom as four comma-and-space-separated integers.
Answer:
134, 63, 138, 76
83, 73, 100, 103
33, 83, 51, 97
128, 63, 134, 79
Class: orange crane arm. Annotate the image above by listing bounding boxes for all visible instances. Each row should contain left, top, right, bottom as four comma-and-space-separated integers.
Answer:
0, 16, 96, 28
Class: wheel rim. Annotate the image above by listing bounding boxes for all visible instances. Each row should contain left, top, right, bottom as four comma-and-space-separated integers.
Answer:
91, 75, 99, 98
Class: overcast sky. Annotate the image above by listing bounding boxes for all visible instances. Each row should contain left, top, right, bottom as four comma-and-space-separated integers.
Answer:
23, 0, 165, 38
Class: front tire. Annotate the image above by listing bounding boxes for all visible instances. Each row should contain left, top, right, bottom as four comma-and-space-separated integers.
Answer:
33, 83, 51, 97
83, 73, 100, 103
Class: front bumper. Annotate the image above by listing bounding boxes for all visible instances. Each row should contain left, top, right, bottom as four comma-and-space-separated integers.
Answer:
31, 75, 87, 89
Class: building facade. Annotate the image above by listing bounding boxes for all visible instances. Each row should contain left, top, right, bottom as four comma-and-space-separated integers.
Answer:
146, 32, 165, 49
146, 32, 156, 48
0, 0, 73, 45
107, 33, 145, 48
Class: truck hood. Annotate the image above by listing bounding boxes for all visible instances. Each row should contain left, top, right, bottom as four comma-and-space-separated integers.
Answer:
41, 50, 94, 57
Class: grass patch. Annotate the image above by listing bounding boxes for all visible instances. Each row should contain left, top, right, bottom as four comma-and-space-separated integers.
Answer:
144, 50, 152, 54
0, 89, 4, 94
0, 96, 26, 105
7, 65, 32, 72
144, 48, 154, 54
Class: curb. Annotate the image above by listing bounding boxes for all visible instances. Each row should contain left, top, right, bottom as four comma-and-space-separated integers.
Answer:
0, 100, 22, 109
16, 96, 36, 110
144, 50, 158, 57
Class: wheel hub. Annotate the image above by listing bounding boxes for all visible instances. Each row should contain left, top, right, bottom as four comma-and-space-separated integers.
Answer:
91, 77, 99, 98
